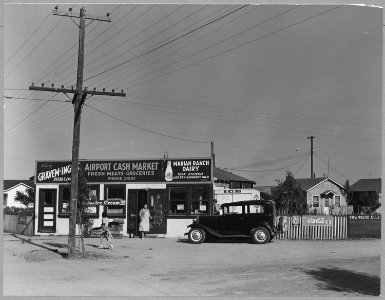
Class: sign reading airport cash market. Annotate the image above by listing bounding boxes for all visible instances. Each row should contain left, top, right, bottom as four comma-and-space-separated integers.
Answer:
35, 159, 212, 183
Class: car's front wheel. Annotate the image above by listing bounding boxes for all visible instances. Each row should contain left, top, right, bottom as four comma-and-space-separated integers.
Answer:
188, 228, 206, 244
251, 227, 270, 244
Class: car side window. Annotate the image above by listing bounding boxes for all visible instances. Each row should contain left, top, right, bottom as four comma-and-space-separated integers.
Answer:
229, 205, 243, 214
249, 205, 264, 214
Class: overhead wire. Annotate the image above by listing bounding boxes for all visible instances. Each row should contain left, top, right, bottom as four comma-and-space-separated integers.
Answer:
90, 5, 235, 91
122, 5, 343, 91
5, 12, 51, 65
83, 4, 250, 82
84, 103, 211, 144
96, 5, 254, 91
119, 5, 301, 90
5, 13, 65, 79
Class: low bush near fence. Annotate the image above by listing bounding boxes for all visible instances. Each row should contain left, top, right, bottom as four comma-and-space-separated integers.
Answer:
3, 206, 34, 216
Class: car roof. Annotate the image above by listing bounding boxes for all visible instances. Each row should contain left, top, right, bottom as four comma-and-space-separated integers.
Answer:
220, 200, 274, 207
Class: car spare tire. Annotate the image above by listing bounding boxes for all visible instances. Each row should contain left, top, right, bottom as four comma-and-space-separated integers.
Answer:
251, 227, 270, 244
188, 228, 206, 244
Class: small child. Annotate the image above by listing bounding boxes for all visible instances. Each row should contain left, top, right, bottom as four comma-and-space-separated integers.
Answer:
99, 212, 113, 250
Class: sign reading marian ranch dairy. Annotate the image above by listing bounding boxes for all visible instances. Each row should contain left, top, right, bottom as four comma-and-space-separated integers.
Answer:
35, 159, 212, 183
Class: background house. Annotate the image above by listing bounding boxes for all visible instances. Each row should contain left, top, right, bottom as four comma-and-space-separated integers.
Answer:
213, 168, 259, 205
3, 180, 35, 208
296, 177, 347, 215
350, 178, 381, 213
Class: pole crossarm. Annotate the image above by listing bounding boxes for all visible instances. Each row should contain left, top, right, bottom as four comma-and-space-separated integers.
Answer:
52, 9, 111, 22
29, 85, 126, 97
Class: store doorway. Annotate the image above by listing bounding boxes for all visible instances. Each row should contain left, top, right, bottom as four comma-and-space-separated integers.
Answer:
127, 189, 167, 236
38, 189, 56, 233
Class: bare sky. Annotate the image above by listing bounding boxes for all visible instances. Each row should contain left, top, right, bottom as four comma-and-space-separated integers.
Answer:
3, 2, 382, 186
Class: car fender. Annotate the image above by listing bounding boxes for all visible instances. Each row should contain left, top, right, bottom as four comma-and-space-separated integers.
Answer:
250, 222, 276, 236
188, 223, 220, 237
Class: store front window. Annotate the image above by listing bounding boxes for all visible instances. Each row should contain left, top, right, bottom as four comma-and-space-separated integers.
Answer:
191, 187, 209, 215
104, 185, 126, 218
58, 185, 100, 218
169, 187, 187, 214
169, 185, 211, 216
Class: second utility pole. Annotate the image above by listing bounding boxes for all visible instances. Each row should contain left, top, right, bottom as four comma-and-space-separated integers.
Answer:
30, 6, 125, 259
307, 136, 315, 178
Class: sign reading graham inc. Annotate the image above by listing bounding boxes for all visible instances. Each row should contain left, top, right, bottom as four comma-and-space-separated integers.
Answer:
35, 158, 212, 184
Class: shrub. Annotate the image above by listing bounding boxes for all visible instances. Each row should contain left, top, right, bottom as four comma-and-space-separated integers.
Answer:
3, 206, 34, 216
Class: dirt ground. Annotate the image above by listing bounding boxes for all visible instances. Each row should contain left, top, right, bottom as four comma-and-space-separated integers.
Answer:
2, 233, 382, 297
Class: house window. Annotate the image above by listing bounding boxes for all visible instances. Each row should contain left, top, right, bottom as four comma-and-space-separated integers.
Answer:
335, 195, 341, 207
169, 185, 211, 216
104, 185, 126, 218
3, 194, 8, 206
242, 182, 253, 189
230, 182, 241, 189
312, 196, 319, 208
324, 199, 330, 207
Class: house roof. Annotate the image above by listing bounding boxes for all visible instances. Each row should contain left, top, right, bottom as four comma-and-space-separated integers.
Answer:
295, 177, 345, 191
350, 178, 382, 193
213, 167, 255, 184
4, 180, 34, 191
295, 177, 328, 191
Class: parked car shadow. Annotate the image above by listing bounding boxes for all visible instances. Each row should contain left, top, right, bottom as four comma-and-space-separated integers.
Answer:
303, 267, 380, 296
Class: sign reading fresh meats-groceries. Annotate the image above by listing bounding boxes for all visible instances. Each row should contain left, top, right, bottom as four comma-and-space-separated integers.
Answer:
35, 158, 212, 183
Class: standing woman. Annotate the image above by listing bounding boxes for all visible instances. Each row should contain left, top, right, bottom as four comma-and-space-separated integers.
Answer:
139, 204, 152, 239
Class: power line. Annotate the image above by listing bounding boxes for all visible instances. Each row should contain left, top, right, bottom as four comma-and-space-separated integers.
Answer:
84, 103, 210, 144
5, 93, 59, 134
5, 12, 51, 65
5, 14, 66, 79
89, 5, 235, 91
83, 5, 249, 82
43, 4, 137, 84
220, 155, 308, 173
119, 5, 300, 90
4, 95, 69, 102
122, 5, 343, 91
96, 5, 255, 91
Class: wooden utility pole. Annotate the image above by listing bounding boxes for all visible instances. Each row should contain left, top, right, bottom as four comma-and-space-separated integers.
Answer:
29, 6, 125, 258
307, 136, 315, 178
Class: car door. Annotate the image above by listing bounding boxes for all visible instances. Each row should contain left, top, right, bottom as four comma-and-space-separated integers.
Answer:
217, 204, 247, 235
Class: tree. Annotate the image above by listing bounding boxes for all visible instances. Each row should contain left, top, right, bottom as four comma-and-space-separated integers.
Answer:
272, 171, 307, 215
14, 187, 35, 208
351, 191, 380, 214
342, 180, 352, 205
66, 169, 95, 255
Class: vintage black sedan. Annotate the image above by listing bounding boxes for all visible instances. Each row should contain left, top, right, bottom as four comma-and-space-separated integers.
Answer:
186, 200, 283, 244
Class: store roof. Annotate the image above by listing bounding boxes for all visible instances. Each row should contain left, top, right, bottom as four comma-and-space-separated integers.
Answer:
214, 167, 255, 184
350, 178, 382, 193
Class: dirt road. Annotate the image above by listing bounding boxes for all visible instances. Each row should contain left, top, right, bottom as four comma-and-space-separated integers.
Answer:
3, 233, 381, 297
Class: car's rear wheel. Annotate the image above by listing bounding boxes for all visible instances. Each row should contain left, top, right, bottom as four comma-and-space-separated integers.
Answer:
251, 227, 270, 244
188, 228, 206, 244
